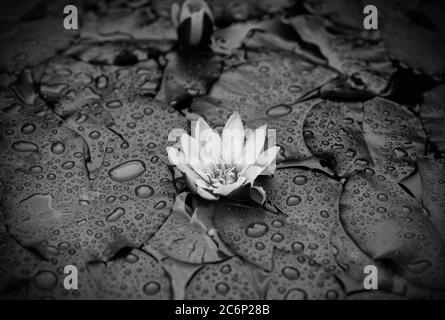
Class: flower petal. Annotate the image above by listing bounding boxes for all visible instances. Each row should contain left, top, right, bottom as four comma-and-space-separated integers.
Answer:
196, 179, 219, 200
201, 130, 222, 166
180, 134, 211, 182
240, 125, 267, 171
240, 146, 279, 184
167, 147, 208, 187
222, 112, 244, 166
193, 117, 211, 139
212, 176, 246, 196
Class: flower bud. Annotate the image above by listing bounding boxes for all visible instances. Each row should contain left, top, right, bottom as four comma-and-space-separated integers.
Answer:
171, 0, 214, 47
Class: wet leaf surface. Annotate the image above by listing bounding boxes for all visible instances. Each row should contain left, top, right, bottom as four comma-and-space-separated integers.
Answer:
0, 17, 78, 72
420, 84, 445, 152
418, 158, 445, 241
289, 15, 396, 95
266, 249, 344, 300
257, 167, 341, 239
214, 203, 337, 272
303, 97, 426, 180
340, 171, 445, 290
97, 248, 171, 299
147, 193, 232, 264
185, 257, 260, 299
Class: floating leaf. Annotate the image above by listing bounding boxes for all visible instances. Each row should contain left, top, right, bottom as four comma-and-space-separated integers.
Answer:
81, 7, 176, 42
266, 249, 344, 300
340, 171, 445, 290
214, 203, 337, 272
36, 56, 162, 117
27, 260, 98, 300
418, 158, 445, 241
0, 17, 78, 72
289, 15, 396, 95
419, 84, 445, 152
303, 99, 372, 177
257, 167, 341, 239
185, 257, 260, 299
147, 193, 232, 264
303, 0, 363, 30
303, 97, 425, 180
97, 248, 172, 299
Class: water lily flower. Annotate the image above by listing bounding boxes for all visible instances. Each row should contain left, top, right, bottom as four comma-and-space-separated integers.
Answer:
171, 0, 214, 47
167, 113, 279, 200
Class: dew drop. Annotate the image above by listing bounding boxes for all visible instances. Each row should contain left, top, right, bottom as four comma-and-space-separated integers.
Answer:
106, 100, 123, 109
21, 123, 36, 134
286, 195, 301, 206
143, 281, 160, 295
108, 160, 146, 183
135, 185, 154, 199
106, 207, 125, 222
12, 141, 38, 152
51, 142, 65, 154
61, 161, 75, 170
282, 266, 300, 280
245, 222, 269, 238
215, 282, 230, 295
407, 260, 431, 273
293, 175, 308, 185
285, 288, 307, 300
34, 271, 58, 291
266, 104, 292, 117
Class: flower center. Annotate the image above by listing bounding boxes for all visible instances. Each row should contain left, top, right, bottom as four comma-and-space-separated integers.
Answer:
207, 166, 238, 185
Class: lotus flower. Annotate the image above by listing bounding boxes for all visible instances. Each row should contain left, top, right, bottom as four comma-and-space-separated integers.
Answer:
167, 113, 279, 200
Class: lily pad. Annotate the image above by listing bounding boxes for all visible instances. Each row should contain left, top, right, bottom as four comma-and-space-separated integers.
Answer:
303, 0, 363, 30
289, 15, 396, 95
27, 260, 98, 300
419, 84, 445, 152
66, 41, 174, 65
102, 96, 188, 162
185, 257, 260, 299
303, 97, 425, 180
266, 248, 344, 300
418, 158, 445, 241
214, 203, 337, 272
257, 167, 342, 239
147, 193, 232, 264
362, 97, 426, 180
330, 223, 395, 292
303, 99, 372, 177
64, 110, 115, 178
36, 56, 162, 118
97, 248, 172, 299
0, 210, 41, 298
0, 17, 78, 72
81, 7, 176, 42
340, 171, 445, 290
